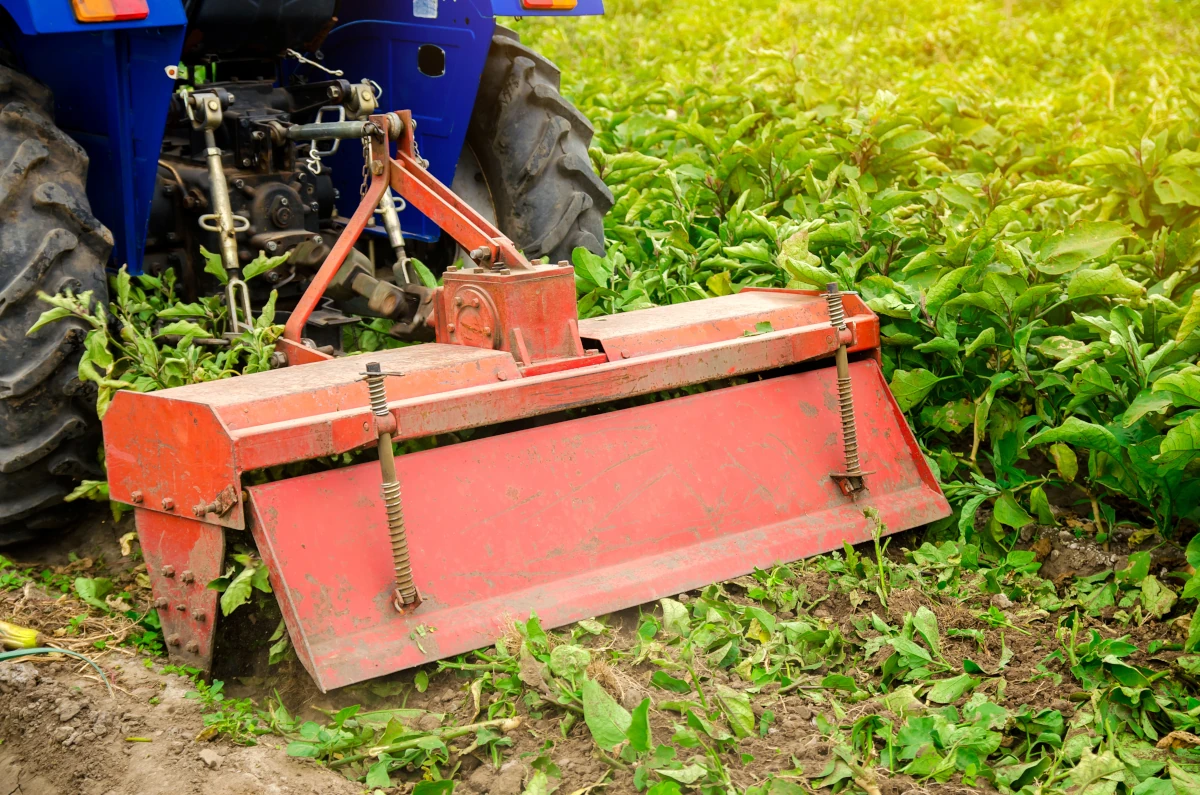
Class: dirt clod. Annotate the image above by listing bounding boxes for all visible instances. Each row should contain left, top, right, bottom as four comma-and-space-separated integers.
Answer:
490, 761, 528, 795
198, 748, 223, 770
0, 663, 38, 693
56, 698, 83, 722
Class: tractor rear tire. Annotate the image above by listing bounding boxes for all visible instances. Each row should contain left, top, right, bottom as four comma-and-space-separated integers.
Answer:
0, 66, 111, 545
464, 28, 613, 263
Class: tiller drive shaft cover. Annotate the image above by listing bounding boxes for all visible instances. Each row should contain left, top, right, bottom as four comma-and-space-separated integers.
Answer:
102, 111, 950, 691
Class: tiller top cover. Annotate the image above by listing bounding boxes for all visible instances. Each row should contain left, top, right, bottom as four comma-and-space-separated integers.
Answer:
103, 112, 950, 691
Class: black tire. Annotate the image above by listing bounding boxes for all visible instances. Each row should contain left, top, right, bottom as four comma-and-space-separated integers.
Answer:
464, 28, 613, 263
0, 66, 111, 544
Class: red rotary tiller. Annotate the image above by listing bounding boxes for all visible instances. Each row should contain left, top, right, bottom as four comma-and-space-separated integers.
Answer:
103, 111, 950, 691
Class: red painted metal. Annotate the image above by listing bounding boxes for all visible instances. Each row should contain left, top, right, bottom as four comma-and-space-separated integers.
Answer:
248, 359, 947, 691
388, 111, 530, 271
435, 265, 585, 365
104, 291, 880, 520
101, 110, 951, 687
282, 163, 387, 363
135, 510, 224, 669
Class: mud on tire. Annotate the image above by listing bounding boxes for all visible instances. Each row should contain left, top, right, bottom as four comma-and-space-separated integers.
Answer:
466, 27, 613, 263
0, 66, 111, 544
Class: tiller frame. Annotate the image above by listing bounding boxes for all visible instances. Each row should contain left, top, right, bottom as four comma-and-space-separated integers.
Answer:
103, 112, 950, 691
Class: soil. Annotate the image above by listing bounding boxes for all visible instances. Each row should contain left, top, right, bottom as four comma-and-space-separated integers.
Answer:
0, 656, 360, 795
0, 506, 1191, 795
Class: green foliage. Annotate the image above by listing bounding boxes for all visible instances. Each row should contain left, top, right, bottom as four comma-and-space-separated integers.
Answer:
187, 677, 272, 746
29, 258, 285, 418
516, 0, 1200, 535
207, 551, 273, 616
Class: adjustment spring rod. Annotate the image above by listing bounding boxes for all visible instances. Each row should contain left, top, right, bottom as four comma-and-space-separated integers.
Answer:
825, 283, 865, 490
365, 362, 419, 610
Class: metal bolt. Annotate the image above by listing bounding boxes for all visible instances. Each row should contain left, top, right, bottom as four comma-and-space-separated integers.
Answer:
361, 87, 372, 102
266, 240, 278, 252
242, 158, 251, 167
370, 159, 384, 176
279, 197, 289, 206
497, 372, 507, 381
191, 610, 206, 622
327, 85, 341, 99
131, 490, 144, 504
154, 597, 168, 609
455, 296, 463, 307
447, 323, 455, 333
161, 497, 175, 511
472, 298, 480, 307
167, 634, 181, 647
310, 202, 319, 212
175, 604, 186, 612
252, 130, 265, 141
185, 641, 200, 654
483, 326, 491, 335
161, 565, 175, 578
233, 178, 245, 190
363, 421, 370, 431
207, 99, 219, 111
312, 235, 323, 245
226, 94, 235, 104
181, 570, 195, 583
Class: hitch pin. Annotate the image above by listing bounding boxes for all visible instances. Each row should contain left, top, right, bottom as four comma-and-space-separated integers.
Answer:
364, 362, 421, 612
825, 283, 867, 497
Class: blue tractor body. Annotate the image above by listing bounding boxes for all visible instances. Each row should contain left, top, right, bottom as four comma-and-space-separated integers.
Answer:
0, 0, 603, 274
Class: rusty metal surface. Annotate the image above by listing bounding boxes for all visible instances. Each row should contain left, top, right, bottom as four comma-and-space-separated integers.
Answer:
135, 509, 224, 669
106, 293, 886, 526
434, 265, 583, 364
105, 398, 244, 530
120, 343, 514, 426
228, 319, 863, 472
578, 289, 875, 360
248, 359, 949, 691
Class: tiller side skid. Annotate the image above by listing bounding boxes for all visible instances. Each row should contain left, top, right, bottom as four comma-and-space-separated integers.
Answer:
103, 111, 950, 691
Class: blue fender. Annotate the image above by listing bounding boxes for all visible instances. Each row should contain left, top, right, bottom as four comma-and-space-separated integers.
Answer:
323, 0, 604, 243
0, 0, 187, 274
0, 0, 184, 34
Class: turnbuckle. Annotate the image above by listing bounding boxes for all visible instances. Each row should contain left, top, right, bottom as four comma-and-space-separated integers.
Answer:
825, 283, 868, 497
363, 362, 421, 612
185, 89, 256, 334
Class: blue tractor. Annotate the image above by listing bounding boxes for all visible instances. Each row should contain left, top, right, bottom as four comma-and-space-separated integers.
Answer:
0, 0, 612, 542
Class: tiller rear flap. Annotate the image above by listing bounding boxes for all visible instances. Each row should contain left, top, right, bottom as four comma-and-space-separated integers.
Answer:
103, 111, 950, 691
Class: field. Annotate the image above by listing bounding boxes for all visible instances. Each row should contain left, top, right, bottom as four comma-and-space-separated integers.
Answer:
3, 0, 1200, 793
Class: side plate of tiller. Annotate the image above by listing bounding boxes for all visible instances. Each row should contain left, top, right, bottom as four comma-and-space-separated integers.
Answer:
248, 358, 948, 691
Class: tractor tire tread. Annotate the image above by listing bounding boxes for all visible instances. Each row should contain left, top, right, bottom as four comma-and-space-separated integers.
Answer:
468, 28, 612, 264
0, 66, 110, 543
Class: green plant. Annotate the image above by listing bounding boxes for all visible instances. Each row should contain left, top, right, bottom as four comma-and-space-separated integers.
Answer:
31, 255, 285, 418
514, 0, 1200, 538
